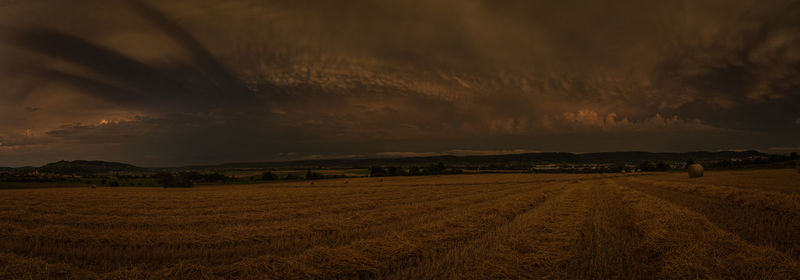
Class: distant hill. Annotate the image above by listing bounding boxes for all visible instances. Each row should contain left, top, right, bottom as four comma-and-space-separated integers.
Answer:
38, 160, 145, 175
192, 150, 769, 170
0, 151, 775, 175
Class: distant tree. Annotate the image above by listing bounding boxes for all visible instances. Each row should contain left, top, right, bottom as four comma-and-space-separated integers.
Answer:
716, 159, 734, 168
769, 154, 786, 162
607, 164, 625, 173
386, 166, 401, 176
185, 172, 231, 183
426, 162, 446, 174
637, 161, 657, 172
305, 170, 323, 180
157, 173, 193, 188
408, 166, 422, 176
369, 166, 387, 177
261, 172, 278, 181
656, 162, 669, 171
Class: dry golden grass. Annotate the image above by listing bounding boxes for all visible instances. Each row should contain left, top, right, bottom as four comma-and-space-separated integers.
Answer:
621, 170, 800, 260
0, 171, 798, 279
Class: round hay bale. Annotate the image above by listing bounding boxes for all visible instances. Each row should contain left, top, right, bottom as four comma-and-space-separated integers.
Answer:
688, 163, 704, 178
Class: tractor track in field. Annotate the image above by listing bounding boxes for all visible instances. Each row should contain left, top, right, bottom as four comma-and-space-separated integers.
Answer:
618, 177, 800, 260
2, 172, 799, 280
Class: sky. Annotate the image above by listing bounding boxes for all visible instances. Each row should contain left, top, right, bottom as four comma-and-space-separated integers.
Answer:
1, 0, 799, 167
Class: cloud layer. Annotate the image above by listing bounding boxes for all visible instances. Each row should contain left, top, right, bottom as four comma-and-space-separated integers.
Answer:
1, 0, 799, 166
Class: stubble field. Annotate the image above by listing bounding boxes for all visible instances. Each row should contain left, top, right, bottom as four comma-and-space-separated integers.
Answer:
1, 169, 799, 279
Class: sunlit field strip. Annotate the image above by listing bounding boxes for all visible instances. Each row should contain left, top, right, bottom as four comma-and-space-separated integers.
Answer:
0, 173, 563, 217
0, 174, 585, 229
0, 182, 462, 217
0, 181, 512, 231
0, 180, 537, 250
0, 178, 564, 276
0, 179, 562, 272
0, 189, 536, 271
0, 178, 538, 238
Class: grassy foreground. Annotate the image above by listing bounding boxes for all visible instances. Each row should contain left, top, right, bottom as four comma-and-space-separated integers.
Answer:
1, 170, 798, 279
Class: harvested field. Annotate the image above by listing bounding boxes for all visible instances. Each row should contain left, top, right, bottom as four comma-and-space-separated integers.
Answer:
1, 170, 799, 279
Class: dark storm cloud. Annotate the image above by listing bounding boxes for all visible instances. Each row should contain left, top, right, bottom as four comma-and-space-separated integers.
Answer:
652, 2, 800, 103
0, 0, 799, 166
2, 0, 257, 113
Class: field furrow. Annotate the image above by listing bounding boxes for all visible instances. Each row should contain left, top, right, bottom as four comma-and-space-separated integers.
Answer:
206, 182, 562, 279
1, 171, 798, 279
619, 177, 800, 260
0, 179, 558, 272
563, 180, 645, 279
388, 181, 592, 279
607, 179, 800, 279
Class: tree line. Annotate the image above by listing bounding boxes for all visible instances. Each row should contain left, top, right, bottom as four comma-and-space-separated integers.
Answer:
367, 163, 463, 177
